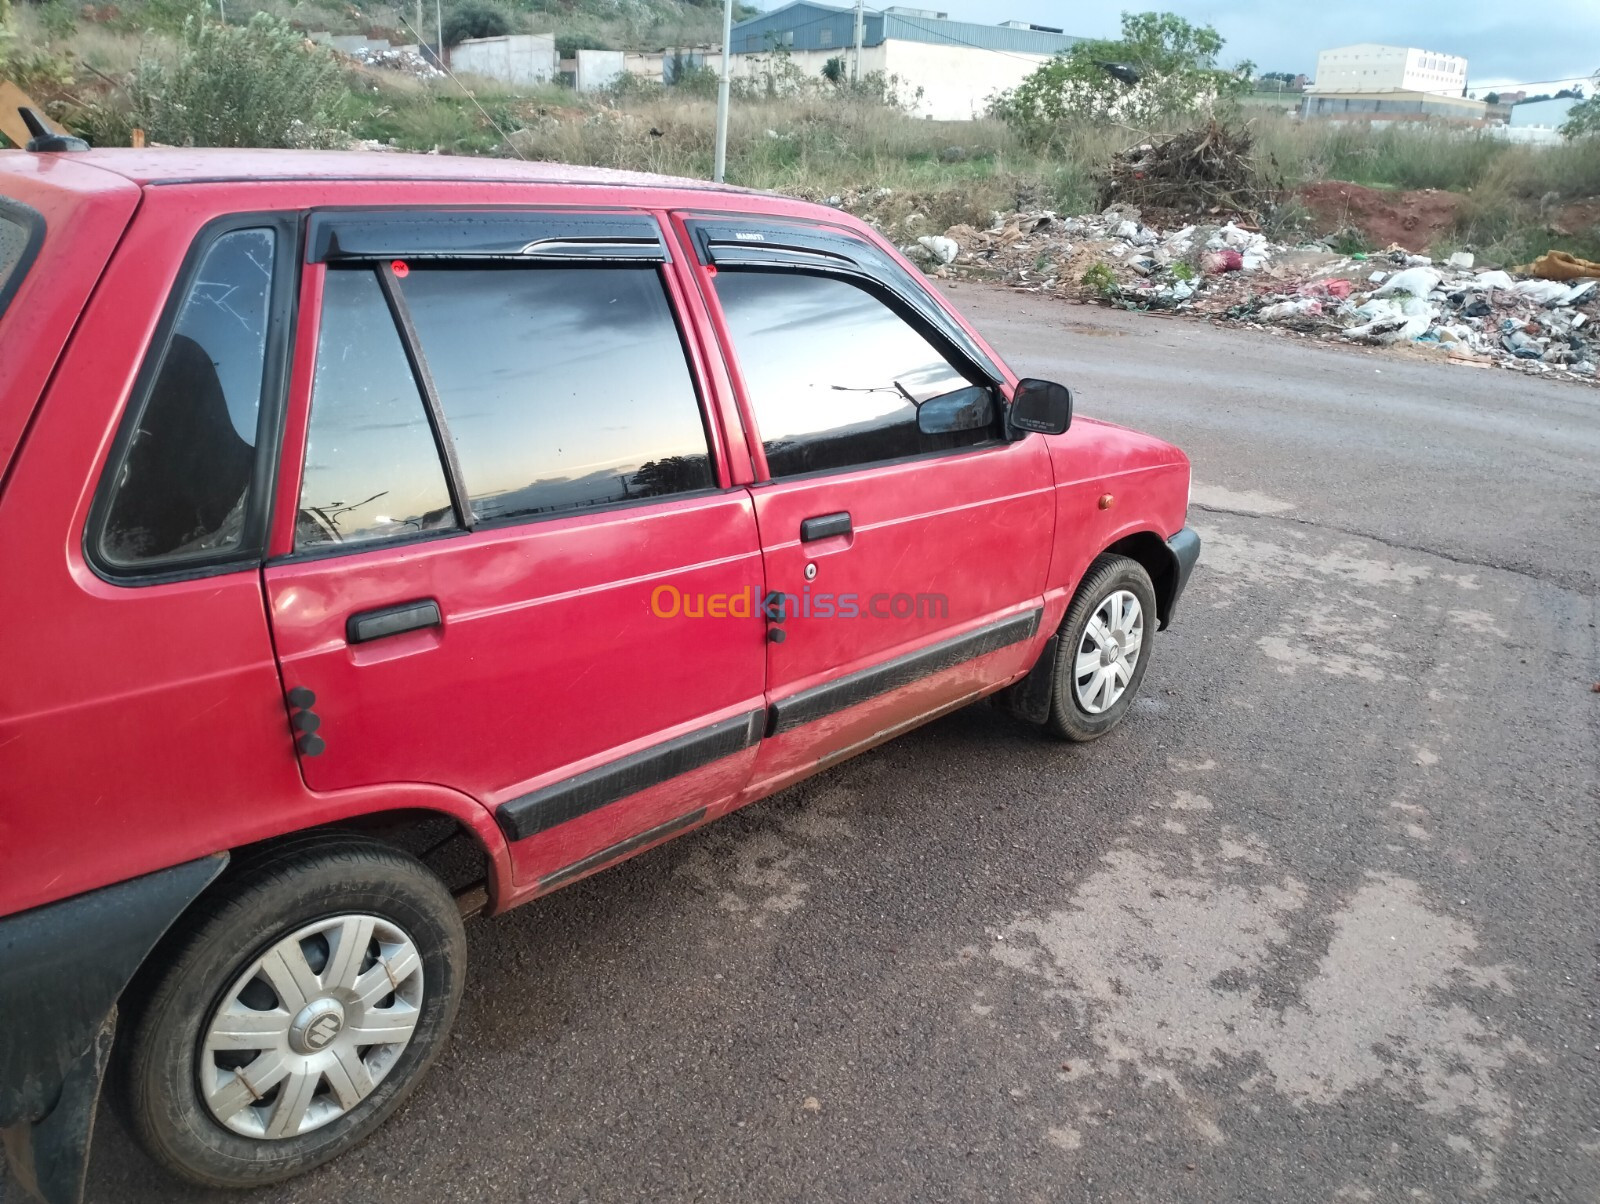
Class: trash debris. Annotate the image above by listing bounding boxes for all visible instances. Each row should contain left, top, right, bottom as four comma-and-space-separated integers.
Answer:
1520, 250, 1600, 280
1098, 121, 1276, 221
917, 235, 959, 265
842, 186, 1600, 385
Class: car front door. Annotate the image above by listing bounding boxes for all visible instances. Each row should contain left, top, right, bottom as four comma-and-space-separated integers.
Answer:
264, 210, 766, 892
682, 216, 1056, 796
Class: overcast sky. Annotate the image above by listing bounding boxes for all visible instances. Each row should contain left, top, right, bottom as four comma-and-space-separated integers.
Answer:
758, 2, 1597, 92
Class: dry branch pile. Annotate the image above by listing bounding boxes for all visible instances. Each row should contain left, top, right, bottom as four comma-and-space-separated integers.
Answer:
1098, 121, 1276, 221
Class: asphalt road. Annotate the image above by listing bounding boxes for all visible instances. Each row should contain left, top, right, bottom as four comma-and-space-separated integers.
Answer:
82, 287, 1598, 1203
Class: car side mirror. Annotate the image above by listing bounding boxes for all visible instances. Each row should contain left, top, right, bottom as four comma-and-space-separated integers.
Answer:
916, 385, 996, 436
1008, 378, 1073, 437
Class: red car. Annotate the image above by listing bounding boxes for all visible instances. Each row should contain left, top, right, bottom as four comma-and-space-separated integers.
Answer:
0, 138, 1196, 1202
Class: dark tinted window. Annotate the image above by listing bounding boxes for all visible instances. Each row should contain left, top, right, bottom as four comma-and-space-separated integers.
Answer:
398, 265, 713, 523
713, 272, 997, 478
297, 269, 458, 548
99, 228, 275, 566
0, 210, 36, 311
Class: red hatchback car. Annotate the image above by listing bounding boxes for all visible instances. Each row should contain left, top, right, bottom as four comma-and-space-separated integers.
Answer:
0, 142, 1196, 1202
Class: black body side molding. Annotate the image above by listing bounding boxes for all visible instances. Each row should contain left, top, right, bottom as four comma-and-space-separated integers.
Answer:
1, 853, 227, 1204
768, 609, 1042, 736
497, 711, 764, 842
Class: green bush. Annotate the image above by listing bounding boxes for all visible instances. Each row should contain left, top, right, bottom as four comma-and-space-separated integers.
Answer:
556, 33, 610, 59
993, 12, 1251, 142
131, 14, 353, 148
669, 60, 719, 99
442, 2, 509, 48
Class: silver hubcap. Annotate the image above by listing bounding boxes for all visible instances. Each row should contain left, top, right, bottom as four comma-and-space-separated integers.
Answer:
200, 915, 424, 1140
1074, 589, 1144, 714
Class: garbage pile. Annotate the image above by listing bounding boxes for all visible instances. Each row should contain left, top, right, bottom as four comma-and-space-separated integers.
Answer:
1098, 121, 1274, 223
895, 204, 1599, 383
339, 44, 445, 79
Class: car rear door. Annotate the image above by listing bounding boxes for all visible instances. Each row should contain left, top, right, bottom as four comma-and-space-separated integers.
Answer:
680, 216, 1056, 797
263, 210, 766, 891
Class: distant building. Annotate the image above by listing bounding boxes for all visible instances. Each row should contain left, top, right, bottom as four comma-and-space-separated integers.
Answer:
723, 1, 1082, 121
1495, 89, 1528, 105
1487, 97, 1577, 144
449, 34, 557, 87
1310, 44, 1468, 97
1300, 91, 1488, 124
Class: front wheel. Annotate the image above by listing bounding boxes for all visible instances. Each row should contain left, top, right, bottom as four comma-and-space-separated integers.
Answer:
116, 835, 466, 1189
1044, 553, 1158, 742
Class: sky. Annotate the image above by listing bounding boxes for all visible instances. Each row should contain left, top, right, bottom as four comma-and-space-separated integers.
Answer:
756, 1, 1598, 93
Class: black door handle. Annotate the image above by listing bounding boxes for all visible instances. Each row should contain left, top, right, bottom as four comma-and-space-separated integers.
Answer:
800, 511, 852, 542
346, 599, 441, 644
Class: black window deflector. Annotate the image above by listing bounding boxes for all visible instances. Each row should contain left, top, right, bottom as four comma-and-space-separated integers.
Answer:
686, 215, 1004, 384
307, 210, 669, 264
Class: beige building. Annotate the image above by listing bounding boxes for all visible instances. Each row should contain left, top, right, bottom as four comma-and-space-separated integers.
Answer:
1311, 44, 1469, 97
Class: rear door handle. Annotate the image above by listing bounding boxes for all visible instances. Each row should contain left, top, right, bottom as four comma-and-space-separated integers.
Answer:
346, 599, 441, 645
800, 511, 852, 542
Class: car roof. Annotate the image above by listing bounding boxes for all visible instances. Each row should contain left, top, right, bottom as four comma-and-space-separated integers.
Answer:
3, 147, 763, 195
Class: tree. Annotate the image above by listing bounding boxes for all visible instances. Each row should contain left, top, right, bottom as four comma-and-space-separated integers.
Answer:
441, 2, 509, 48
1560, 71, 1600, 137
1483, 92, 1501, 105
991, 11, 1252, 138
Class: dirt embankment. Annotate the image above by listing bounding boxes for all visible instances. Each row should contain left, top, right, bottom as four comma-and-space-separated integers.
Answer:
1296, 181, 1461, 252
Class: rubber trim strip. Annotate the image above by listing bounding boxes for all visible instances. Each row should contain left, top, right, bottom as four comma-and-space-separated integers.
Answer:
537, 807, 708, 890
497, 711, 762, 842
768, 608, 1042, 736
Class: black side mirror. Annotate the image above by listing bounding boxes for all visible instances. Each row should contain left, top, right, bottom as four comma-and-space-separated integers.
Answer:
1008, 378, 1073, 436
916, 385, 996, 436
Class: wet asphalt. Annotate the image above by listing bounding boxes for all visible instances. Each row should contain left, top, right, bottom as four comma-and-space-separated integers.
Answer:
78, 287, 1599, 1203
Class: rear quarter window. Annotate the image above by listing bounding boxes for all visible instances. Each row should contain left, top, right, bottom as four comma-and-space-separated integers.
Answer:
0, 200, 44, 318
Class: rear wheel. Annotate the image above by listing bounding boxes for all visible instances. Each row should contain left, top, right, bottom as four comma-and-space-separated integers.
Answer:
116, 835, 465, 1188
1045, 554, 1158, 742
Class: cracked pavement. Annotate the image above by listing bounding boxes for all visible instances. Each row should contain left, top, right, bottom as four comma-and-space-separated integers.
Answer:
81, 286, 1599, 1204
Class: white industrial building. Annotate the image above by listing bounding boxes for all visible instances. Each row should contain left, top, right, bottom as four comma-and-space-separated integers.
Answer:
1310, 44, 1468, 96
723, 2, 1081, 121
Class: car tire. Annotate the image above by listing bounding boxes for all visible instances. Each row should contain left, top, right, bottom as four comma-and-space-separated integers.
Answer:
115, 834, 466, 1189
1044, 554, 1158, 743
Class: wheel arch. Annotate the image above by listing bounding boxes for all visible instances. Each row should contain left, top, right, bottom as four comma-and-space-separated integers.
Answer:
1103, 529, 1180, 630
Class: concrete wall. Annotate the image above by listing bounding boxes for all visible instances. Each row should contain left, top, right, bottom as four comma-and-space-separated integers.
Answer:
1509, 96, 1578, 130
722, 40, 1047, 121
722, 45, 888, 89
576, 49, 626, 93
882, 39, 1053, 120
449, 34, 557, 87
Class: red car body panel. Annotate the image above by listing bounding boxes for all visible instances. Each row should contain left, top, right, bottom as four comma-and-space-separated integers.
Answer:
0, 157, 139, 484
0, 150, 1192, 925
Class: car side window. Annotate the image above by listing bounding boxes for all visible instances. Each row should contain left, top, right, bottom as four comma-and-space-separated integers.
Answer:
395, 265, 714, 523
296, 268, 459, 548
712, 271, 998, 479
98, 228, 276, 566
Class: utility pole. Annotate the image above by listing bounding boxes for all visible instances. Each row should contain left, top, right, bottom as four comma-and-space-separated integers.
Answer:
436, 0, 444, 67
852, 0, 865, 83
713, 0, 734, 183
